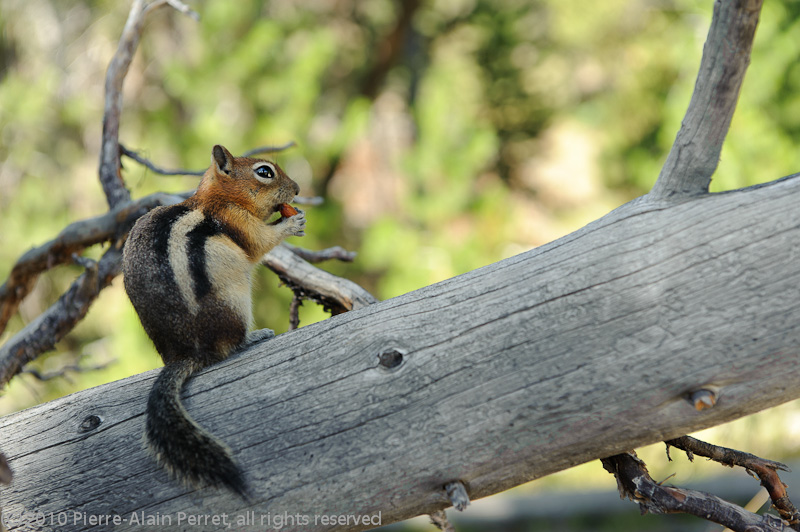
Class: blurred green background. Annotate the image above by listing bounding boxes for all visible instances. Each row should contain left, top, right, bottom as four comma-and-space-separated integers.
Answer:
2, 0, 800, 530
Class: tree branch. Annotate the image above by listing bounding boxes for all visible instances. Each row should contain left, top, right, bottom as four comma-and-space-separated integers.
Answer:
288, 295, 302, 331
666, 436, 800, 526
0, 192, 187, 335
283, 243, 357, 264
21, 356, 116, 384
240, 142, 297, 158
119, 145, 204, 176
263, 245, 378, 315
0, 246, 123, 388
602, 452, 792, 532
650, 0, 763, 198
119, 142, 298, 177
151, 0, 199, 20
99, 0, 196, 208
428, 510, 456, 532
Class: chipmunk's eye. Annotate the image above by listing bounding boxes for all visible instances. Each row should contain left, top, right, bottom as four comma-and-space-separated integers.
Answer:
254, 164, 276, 181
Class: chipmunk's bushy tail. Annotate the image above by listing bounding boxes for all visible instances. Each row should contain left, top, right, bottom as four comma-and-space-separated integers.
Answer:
145, 359, 248, 499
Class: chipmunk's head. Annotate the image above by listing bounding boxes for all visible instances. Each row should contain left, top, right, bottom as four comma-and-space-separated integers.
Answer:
199, 145, 300, 220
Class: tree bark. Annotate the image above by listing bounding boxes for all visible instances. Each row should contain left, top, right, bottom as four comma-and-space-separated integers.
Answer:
2, 172, 800, 531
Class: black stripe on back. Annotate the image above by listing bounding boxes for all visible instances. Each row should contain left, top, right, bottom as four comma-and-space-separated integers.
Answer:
186, 217, 220, 301
151, 204, 191, 258
218, 223, 251, 257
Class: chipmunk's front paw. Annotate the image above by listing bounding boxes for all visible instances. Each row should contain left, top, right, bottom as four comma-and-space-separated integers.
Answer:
282, 209, 306, 237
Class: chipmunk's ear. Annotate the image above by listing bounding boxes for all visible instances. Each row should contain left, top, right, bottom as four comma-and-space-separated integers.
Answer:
212, 145, 233, 175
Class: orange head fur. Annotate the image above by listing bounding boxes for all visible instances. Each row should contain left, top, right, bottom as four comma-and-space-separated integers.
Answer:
193, 145, 299, 221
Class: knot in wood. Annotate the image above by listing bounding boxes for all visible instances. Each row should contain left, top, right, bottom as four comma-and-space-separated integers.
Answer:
78, 414, 102, 433
377, 349, 405, 371
444, 481, 470, 511
688, 388, 718, 411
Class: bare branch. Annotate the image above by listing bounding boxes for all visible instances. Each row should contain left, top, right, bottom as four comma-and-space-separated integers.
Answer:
0, 246, 123, 388
240, 141, 296, 157
263, 245, 378, 315
283, 243, 356, 263
21, 358, 115, 383
650, 0, 763, 198
151, 0, 199, 20
120, 143, 299, 177
0, 192, 187, 335
99, 0, 148, 208
288, 295, 301, 331
603, 452, 793, 532
120, 145, 204, 176
429, 510, 456, 532
666, 436, 800, 526
99, 0, 197, 208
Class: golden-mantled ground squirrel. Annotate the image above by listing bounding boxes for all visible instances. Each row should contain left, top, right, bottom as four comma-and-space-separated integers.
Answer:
122, 145, 305, 498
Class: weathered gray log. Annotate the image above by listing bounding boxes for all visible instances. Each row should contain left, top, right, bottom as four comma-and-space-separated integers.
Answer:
2, 171, 800, 531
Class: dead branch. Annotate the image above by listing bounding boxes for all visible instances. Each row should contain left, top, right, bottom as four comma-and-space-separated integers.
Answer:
607, 435, 800, 530
119, 145, 204, 176
0, 246, 123, 388
21, 357, 115, 384
156, 0, 199, 21
99, 0, 198, 208
281, 242, 365, 330
0, 192, 187, 335
283, 243, 357, 263
602, 452, 793, 532
666, 436, 800, 526
650, 0, 763, 198
263, 245, 378, 315
240, 142, 297, 157
120, 142, 298, 177
428, 510, 455, 532
288, 296, 302, 331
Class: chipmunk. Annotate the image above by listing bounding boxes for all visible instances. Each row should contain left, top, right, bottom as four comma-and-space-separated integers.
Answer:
122, 145, 305, 498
